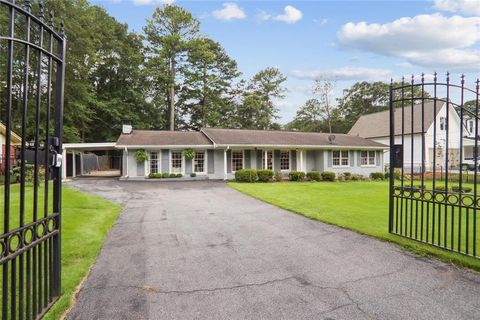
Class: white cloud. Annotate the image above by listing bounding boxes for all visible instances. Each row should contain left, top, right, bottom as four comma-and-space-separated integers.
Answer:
291, 67, 393, 81
273, 5, 303, 24
433, 0, 480, 16
132, 0, 174, 5
313, 18, 328, 26
256, 10, 271, 22
212, 3, 246, 21
337, 14, 480, 71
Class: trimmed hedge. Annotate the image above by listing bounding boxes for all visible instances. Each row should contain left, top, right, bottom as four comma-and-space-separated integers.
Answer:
149, 172, 183, 179
289, 171, 306, 181
274, 171, 283, 182
235, 169, 258, 182
370, 172, 385, 180
306, 171, 321, 181
321, 171, 336, 182
257, 169, 274, 182
190, 172, 197, 177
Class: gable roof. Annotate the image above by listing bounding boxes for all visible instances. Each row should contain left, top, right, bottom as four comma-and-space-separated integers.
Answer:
116, 128, 387, 149
0, 122, 21, 144
202, 128, 385, 148
116, 130, 213, 147
348, 100, 445, 139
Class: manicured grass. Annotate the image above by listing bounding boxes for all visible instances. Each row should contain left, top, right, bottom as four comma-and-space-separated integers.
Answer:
0, 183, 121, 319
229, 181, 480, 271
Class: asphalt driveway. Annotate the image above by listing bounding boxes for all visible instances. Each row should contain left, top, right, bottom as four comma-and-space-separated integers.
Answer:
66, 178, 480, 320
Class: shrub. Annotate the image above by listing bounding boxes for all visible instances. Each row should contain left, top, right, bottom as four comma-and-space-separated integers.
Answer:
434, 186, 446, 191
351, 174, 365, 181
452, 186, 472, 193
370, 172, 385, 180
169, 173, 178, 178
235, 169, 257, 182
149, 173, 162, 179
306, 171, 321, 181
176, 173, 183, 178
321, 171, 336, 182
289, 171, 305, 181
274, 171, 283, 182
257, 169, 274, 182
135, 149, 148, 162
385, 169, 401, 180
190, 172, 197, 177
161, 172, 170, 178
343, 172, 352, 180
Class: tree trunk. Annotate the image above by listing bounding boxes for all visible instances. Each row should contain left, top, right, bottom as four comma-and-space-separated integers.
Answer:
169, 58, 175, 131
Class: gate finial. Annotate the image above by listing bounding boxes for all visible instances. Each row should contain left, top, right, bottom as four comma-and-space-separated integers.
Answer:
434, 72, 437, 82
461, 74, 465, 85
60, 20, 65, 37
24, 0, 31, 12
38, 2, 44, 20
446, 72, 450, 83
48, 11, 54, 28
421, 73, 425, 83
411, 74, 414, 84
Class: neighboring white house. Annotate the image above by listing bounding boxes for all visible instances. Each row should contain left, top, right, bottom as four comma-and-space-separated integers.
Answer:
348, 100, 476, 172
116, 127, 388, 180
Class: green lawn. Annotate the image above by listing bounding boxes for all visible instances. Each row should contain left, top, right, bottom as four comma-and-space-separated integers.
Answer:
0, 183, 121, 319
229, 181, 480, 271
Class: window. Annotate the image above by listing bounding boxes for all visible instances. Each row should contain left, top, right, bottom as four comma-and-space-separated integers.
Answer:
360, 151, 376, 166
231, 151, 243, 172
194, 151, 205, 173
333, 150, 349, 167
171, 151, 182, 173
262, 151, 273, 170
280, 151, 290, 170
440, 117, 447, 131
150, 152, 159, 173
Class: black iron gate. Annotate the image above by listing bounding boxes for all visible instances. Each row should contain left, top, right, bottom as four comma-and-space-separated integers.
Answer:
389, 73, 479, 259
0, 1, 65, 319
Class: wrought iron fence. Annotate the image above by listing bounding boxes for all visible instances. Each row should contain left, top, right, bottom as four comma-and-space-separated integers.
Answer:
389, 73, 479, 258
0, 1, 65, 319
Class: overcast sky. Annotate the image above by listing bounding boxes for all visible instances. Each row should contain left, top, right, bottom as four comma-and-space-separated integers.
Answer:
90, 0, 480, 123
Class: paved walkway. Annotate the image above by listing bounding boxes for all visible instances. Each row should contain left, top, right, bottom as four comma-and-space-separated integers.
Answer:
66, 178, 480, 320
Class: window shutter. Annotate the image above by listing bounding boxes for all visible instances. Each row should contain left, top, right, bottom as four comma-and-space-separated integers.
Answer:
357, 151, 362, 166
350, 151, 355, 167
327, 151, 332, 167
256, 150, 263, 169
244, 150, 251, 169
376, 151, 381, 166
274, 150, 281, 171
207, 150, 214, 174
227, 150, 232, 173
291, 150, 297, 170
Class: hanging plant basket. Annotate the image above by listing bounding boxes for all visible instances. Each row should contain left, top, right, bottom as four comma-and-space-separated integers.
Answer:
183, 149, 195, 160
135, 149, 149, 163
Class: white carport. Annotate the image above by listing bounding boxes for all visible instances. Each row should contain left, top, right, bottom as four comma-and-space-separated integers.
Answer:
62, 142, 117, 178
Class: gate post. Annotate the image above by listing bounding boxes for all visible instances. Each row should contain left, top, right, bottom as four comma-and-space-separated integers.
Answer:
388, 79, 395, 233
52, 23, 66, 298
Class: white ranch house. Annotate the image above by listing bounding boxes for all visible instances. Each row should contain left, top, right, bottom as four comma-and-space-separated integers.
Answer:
349, 100, 477, 172
116, 127, 387, 180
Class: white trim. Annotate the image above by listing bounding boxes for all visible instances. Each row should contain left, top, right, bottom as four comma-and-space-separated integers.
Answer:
231, 149, 245, 173
223, 148, 228, 180
116, 144, 214, 149
169, 150, 184, 174
115, 144, 386, 150
279, 150, 291, 172
192, 150, 207, 174
360, 150, 377, 167
332, 150, 350, 168
262, 149, 273, 170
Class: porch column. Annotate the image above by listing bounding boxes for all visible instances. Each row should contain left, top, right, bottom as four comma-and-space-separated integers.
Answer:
62, 147, 67, 180
80, 152, 84, 176
224, 149, 227, 180
299, 150, 304, 172
264, 150, 267, 170
72, 151, 76, 178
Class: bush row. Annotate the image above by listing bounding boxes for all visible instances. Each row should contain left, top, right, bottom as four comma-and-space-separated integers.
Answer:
234, 169, 391, 182
234, 169, 339, 182
149, 172, 183, 179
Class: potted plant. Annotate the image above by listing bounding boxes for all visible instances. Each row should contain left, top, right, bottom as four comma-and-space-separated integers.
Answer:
183, 149, 195, 160
135, 149, 148, 163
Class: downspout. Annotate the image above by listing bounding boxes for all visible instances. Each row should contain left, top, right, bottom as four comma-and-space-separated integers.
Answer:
125, 147, 129, 178
224, 146, 229, 180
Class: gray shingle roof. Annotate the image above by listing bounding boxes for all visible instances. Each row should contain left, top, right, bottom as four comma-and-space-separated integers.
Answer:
116, 128, 387, 149
348, 100, 445, 138
202, 128, 386, 148
116, 130, 213, 146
